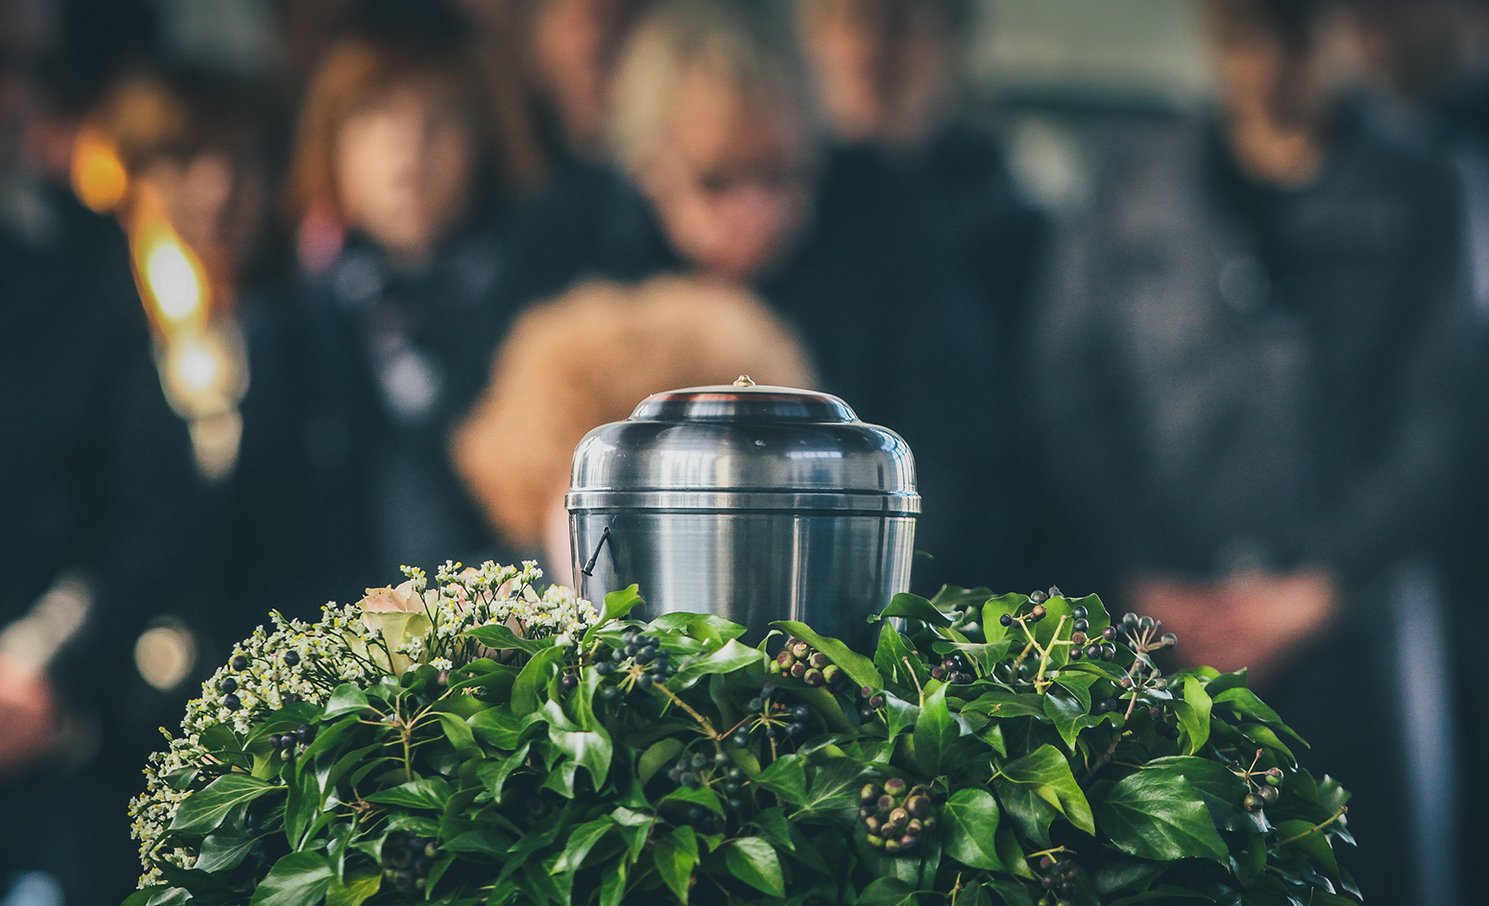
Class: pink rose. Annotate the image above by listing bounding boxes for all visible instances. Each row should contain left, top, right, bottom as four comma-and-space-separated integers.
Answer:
359, 580, 424, 613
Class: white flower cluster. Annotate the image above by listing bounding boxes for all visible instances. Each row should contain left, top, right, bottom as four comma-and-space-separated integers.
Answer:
128, 560, 593, 888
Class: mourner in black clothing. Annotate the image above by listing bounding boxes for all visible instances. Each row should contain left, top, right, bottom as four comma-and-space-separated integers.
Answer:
1030, 1, 1469, 902
795, 0, 1046, 337
462, 0, 1004, 596
226, 0, 525, 621
0, 179, 200, 905
1345, 0, 1489, 884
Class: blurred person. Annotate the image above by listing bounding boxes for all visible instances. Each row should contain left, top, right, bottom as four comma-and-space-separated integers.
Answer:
796, 0, 1044, 334
226, 0, 528, 623
100, 67, 284, 309
511, 0, 652, 165
452, 275, 817, 583
0, 45, 201, 906
1345, 0, 1489, 881
465, 0, 1005, 597
1030, 0, 1468, 901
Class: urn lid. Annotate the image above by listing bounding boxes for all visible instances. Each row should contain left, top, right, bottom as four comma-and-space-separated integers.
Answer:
568, 377, 918, 513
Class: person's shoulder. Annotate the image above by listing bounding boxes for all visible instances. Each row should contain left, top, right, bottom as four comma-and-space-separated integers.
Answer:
1322, 105, 1456, 191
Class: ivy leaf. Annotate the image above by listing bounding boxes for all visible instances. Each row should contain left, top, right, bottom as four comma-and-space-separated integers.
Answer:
1209, 686, 1282, 724
964, 690, 1047, 719
754, 754, 808, 805
856, 877, 918, 906
874, 623, 929, 690
324, 868, 380, 906
193, 834, 255, 873
796, 757, 865, 816
248, 852, 334, 906
994, 821, 1034, 879
987, 878, 1036, 906
512, 647, 567, 716
747, 807, 795, 852
1094, 770, 1228, 863
884, 693, 921, 741
171, 773, 279, 835
652, 826, 698, 903
771, 620, 882, 692
1172, 676, 1212, 755
874, 592, 952, 627
548, 726, 613, 788
598, 859, 628, 906
582, 585, 644, 647
913, 681, 958, 777
992, 745, 1094, 846
1042, 689, 1096, 752
943, 788, 1003, 869
667, 638, 763, 689
469, 705, 536, 750
320, 685, 371, 720
637, 738, 686, 785
646, 612, 747, 643
1272, 819, 1340, 876
1142, 756, 1254, 832
363, 777, 451, 811
1240, 723, 1299, 764
462, 623, 548, 655
723, 837, 785, 898
553, 816, 614, 873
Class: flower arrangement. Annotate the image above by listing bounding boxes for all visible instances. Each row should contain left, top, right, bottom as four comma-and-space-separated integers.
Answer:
128, 565, 1359, 906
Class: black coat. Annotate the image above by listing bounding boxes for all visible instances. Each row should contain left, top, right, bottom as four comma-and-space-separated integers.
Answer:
226, 215, 519, 628
0, 184, 201, 905
1030, 115, 1470, 905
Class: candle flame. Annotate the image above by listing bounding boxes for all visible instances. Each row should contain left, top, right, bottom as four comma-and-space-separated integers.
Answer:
70, 126, 129, 214
131, 202, 209, 335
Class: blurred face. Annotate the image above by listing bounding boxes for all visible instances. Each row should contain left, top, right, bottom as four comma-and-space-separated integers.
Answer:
801, 0, 950, 146
1210, 9, 1329, 134
1350, 0, 1484, 104
639, 67, 816, 284
528, 0, 637, 156
140, 150, 268, 282
336, 79, 476, 266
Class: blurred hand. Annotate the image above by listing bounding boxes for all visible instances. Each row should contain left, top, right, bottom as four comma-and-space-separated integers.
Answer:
0, 653, 59, 773
1129, 567, 1338, 686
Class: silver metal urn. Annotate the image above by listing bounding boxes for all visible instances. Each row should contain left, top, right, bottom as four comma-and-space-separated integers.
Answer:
567, 377, 918, 642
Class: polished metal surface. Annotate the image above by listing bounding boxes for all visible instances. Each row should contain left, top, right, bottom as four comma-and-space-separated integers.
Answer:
568, 379, 917, 643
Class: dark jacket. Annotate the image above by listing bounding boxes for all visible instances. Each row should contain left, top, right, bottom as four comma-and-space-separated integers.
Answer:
227, 213, 518, 626
1033, 117, 1467, 590
1030, 114, 1469, 906
459, 149, 1007, 595
0, 183, 201, 905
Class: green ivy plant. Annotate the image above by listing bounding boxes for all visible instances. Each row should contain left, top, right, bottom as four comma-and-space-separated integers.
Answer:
128, 565, 1358, 906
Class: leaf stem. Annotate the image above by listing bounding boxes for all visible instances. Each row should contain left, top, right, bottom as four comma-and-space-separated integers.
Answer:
655, 684, 720, 738
1272, 806, 1348, 849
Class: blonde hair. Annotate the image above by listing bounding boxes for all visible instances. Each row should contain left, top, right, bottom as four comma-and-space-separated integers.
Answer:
451, 275, 818, 548
608, 0, 818, 173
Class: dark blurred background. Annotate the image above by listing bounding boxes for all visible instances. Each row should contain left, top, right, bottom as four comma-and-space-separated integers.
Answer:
2, 0, 1487, 904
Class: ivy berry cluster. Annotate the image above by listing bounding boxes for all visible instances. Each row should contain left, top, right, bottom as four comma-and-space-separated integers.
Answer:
857, 778, 936, 855
594, 628, 673, 700
768, 637, 848, 688
379, 830, 438, 894
731, 688, 814, 747
1236, 749, 1286, 812
1034, 854, 1080, 906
